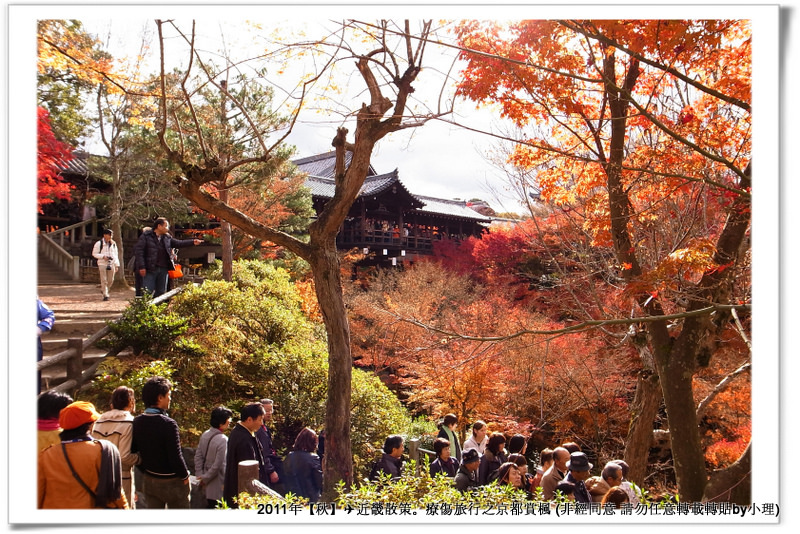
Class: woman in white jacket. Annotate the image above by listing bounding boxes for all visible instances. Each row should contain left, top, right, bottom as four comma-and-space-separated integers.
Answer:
92, 229, 120, 301
91, 386, 140, 508
195, 407, 232, 508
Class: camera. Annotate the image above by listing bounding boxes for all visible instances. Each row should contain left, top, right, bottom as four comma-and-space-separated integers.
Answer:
106, 263, 112, 271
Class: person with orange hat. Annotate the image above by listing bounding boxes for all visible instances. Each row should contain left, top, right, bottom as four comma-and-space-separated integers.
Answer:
38, 400, 128, 509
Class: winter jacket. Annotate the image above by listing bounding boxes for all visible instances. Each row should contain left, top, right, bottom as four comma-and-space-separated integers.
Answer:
38, 439, 128, 509
224, 423, 265, 507
565, 472, 592, 503
195, 427, 228, 502
462, 434, 487, 455
370, 452, 403, 481
454, 464, 479, 492
585, 475, 612, 503
133, 230, 195, 272
92, 410, 139, 472
541, 465, 566, 500
478, 449, 505, 486
284, 450, 323, 502
430, 456, 459, 478
92, 409, 139, 506
92, 238, 120, 270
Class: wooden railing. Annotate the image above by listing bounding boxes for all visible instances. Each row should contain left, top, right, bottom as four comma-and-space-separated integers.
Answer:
37, 286, 188, 395
407, 438, 436, 476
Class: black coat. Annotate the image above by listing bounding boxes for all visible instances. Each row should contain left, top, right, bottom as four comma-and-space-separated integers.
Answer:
133, 230, 195, 272
370, 453, 403, 481
283, 451, 322, 502
454, 464, 479, 492
223, 424, 264, 507
478, 449, 506, 485
255, 424, 281, 482
430, 456, 459, 478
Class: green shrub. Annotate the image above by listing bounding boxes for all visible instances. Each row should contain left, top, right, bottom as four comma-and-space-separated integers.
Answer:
104, 294, 188, 357
339, 460, 529, 508
83, 358, 177, 412
84, 259, 418, 478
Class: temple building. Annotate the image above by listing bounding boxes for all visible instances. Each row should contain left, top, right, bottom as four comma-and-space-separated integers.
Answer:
294, 152, 492, 265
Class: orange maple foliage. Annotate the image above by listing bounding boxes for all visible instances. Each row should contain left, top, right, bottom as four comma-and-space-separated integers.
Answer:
456, 20, 751, 499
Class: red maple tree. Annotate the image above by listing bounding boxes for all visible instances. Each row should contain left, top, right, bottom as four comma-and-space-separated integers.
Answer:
37, 106, 73, 213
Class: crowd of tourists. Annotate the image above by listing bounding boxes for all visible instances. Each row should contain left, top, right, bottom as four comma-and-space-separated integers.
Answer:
38, 386, 636, 510
371, 414, 640, 508
37, 377, 321, 509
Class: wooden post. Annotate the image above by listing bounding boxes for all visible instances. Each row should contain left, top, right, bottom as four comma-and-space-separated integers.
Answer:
66, 338, 83, 396
237, 459, 260, 496
408, 438, 420, 476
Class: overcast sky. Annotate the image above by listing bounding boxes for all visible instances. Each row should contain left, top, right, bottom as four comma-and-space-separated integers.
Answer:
78, 16, 525, 214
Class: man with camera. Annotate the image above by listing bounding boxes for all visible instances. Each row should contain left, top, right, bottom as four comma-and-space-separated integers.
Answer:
92, 229, 120, 301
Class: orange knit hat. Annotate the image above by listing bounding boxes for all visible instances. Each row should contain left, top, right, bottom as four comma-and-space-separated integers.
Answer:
59, 401, 100, 430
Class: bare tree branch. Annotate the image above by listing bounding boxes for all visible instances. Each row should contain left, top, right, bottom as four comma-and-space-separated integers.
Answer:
695, 360, 751, 421
379, 303, 751, 343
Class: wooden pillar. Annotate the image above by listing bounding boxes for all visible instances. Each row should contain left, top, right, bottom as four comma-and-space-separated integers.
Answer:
408, 438, 420, 476
237, 459, 260, 496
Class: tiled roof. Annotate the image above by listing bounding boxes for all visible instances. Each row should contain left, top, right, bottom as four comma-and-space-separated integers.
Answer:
295, 152, 490, 222
413, 195, 492, 222
57, 151, 91, 176
304, 170, 420, 205
293, 151, 377, 178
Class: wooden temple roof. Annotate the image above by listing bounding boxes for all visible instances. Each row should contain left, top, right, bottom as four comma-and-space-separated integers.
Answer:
294, 152, 491, 223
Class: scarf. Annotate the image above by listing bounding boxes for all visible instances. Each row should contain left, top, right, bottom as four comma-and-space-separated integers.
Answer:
38, 418, 60, 432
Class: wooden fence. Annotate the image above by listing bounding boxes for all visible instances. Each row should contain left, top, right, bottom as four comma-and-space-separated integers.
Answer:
37, 286, 187, 396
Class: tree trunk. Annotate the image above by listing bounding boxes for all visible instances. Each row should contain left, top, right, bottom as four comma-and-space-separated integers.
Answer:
655, 344, 707, 502
309, 237, 353, 500
704, 442, 750, 504
219, 188, 233, 282
221, 220, 233, 281
110, 166, 129, 289
624, 368, 661, 485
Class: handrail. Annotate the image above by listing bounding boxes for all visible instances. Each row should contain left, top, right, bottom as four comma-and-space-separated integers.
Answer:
45, 217, 102, 250
38, 285, 190, 394
39, 233, 74, 262
46, 217, 101, 237
39, 234, 81, 281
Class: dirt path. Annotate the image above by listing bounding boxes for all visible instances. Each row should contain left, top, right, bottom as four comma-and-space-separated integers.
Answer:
37, 283, 135, 314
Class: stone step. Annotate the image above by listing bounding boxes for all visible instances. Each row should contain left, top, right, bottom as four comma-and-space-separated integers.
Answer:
48, 318, 118, 336
38, 254, 81, 285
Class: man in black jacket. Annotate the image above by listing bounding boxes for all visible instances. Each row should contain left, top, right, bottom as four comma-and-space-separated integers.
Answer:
133, 217, 202, 297
255, 398, 283, 492
131, 376, 190, 508
454, 448, 480, 492
223, 403, 266, 508
370, 435, 404, 482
